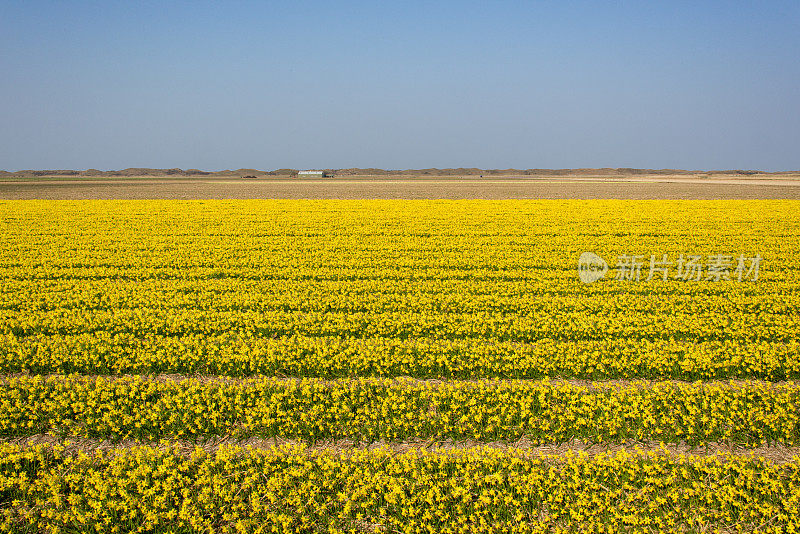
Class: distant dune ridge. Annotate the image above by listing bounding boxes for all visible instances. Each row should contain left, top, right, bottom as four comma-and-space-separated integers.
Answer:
1, 167, 797, 177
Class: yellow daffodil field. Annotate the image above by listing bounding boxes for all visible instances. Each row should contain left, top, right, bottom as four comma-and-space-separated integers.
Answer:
0, 199, 799, 532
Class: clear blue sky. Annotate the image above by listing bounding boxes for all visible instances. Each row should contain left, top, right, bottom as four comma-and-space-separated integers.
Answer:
2, 1, 798, 171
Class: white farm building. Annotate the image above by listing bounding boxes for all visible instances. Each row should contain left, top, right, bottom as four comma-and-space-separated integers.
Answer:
298, 170, 332, 177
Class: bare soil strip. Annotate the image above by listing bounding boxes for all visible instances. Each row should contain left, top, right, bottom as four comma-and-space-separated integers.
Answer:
5, 434, 798, 463
3, 177, 800, 199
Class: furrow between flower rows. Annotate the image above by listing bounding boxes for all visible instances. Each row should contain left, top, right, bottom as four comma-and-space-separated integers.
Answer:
6, 434, 800, 464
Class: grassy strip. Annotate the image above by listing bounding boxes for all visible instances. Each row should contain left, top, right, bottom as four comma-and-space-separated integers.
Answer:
0, 442, 797, 533
0, 376, 798, 445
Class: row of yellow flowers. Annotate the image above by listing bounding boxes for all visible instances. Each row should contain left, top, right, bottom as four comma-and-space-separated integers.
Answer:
1, 376, 797, 445
2, 200, 799, 382
4, 279, 795, 344
0, 442, 797, 533
2, 332, 798, 380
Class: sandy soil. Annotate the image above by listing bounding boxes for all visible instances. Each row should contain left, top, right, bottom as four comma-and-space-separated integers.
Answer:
2, 175, 800, 199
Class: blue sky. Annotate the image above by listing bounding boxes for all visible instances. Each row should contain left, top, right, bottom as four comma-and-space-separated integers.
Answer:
1, 1, 798, 171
